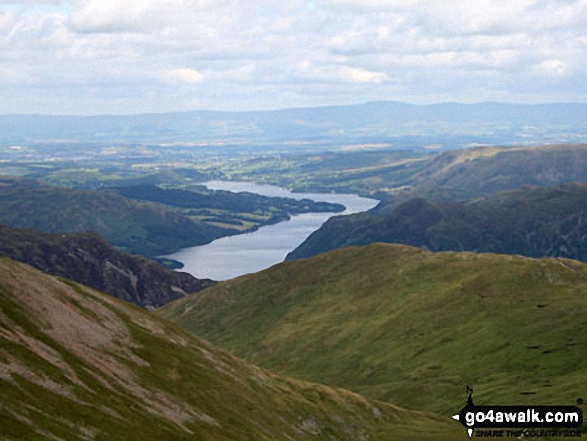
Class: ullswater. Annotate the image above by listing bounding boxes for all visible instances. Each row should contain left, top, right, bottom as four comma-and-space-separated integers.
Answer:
164, 181, 379, 280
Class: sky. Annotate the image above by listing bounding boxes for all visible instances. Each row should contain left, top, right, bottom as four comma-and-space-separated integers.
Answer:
1, 0, 587, 115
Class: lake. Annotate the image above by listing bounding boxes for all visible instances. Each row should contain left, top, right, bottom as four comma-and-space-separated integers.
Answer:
164, 181, 379, 281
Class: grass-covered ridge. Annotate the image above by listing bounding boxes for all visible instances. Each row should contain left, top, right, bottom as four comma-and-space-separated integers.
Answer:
160, 244, 587, 418
0, 257, 463, 440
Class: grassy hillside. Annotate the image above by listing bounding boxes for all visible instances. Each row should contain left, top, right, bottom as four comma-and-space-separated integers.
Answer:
376, 143, 587, 208
0, 258, 464, 440
109, 184, 344, 214
408, 143, 587, 196
0, 177, 227, 256
287, 182, 587, 261
0, 224, 214, 308
161, 244, 587, 419
214, 150, 431, 198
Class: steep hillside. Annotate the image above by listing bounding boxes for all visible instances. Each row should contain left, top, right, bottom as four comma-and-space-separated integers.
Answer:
287, 182, 587, 261
161, 244, 587, 417
411, 143, 587, 194
0, 177, 226, 256
376, 143, 587, 208
0, 258, 463, 440
0, 224, 214, 308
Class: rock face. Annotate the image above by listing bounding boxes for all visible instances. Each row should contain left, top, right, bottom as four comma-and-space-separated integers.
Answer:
0, 224, 214, 308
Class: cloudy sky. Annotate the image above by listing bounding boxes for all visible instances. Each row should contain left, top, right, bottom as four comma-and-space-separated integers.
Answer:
1, 0, 587, 114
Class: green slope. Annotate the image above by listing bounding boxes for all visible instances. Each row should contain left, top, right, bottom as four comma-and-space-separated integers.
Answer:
402, 143, 587, 201
287, 182, 587, 261
0, 258, 463, 440
0, 177, 226, 256
109, 184, 344, 215
160, 244, 587, 418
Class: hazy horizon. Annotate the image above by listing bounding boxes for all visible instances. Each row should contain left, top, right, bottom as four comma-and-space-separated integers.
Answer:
3, 99, 587, 118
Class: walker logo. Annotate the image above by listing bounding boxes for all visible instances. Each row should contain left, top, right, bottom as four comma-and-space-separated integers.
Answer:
452, 386, 583, 438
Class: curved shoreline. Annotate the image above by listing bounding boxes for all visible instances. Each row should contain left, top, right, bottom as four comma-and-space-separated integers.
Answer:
164, 181, 379, 281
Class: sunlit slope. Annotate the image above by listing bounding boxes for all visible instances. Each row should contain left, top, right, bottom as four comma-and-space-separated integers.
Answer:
402, 143, 587, 199
161, 244, 587, 416
0, 258, 462, 441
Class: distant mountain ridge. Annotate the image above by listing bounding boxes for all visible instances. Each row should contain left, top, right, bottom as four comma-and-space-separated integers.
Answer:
2, 101, 586, 148
0, 224, 214, 308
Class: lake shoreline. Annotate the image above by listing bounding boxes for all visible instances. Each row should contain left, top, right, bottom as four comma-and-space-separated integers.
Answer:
163, 181, 379, 281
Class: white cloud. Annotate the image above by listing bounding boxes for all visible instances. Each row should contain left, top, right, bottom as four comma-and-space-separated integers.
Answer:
298, 61, 388, 84
68, 0, 161, 33
541, 59, 566, 76
0, 10, 15, 32
162, 67, 204, 84
0, 0, 69, 4
0, 0, 587, 113
341, 66, 387, 83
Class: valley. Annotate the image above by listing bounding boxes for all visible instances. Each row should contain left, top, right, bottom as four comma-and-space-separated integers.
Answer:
0, 176, 344, 263
164, 181, 378, 280
4, 0, 587, 435
2, 103, 587, 440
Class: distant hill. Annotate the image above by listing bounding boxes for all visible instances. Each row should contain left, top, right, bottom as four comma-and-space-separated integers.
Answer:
107, 184, 345, 225
375, 143, 587, 207
161, 244, 587, 417
0, 258, 463, 440
0, 177, 227, 256
287, 182, 587, 261
0, 224, 214, 308
2, 102, 587, 149
207, 143, 587, 206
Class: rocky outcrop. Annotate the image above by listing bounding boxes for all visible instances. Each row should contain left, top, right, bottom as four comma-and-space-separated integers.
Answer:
0, 224, 214, 308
